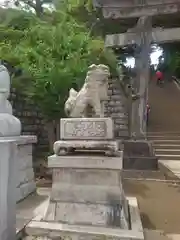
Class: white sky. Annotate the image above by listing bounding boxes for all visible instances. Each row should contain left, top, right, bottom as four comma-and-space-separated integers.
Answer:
125, 48, 163, 68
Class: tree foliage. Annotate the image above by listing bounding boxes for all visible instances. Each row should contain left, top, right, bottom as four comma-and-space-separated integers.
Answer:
158, 43, 180, 77
0, 3, 117, 149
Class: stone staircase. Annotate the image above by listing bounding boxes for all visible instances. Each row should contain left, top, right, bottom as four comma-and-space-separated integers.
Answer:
147, 132, 180, 180
147, 79, 180, 179
148, 132, 180, 162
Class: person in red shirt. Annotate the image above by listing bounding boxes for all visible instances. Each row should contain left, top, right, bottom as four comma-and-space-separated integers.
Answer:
156, 70, 163, 85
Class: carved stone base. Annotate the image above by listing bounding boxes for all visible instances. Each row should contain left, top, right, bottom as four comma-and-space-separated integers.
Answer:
53, 140, 120, 156
60, 118, 114, 140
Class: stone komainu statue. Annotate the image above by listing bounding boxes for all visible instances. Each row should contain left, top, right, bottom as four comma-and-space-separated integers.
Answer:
0, 64, 21, 136
65, 64, 110, 118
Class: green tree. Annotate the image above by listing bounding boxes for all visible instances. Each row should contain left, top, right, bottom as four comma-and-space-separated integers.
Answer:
0, 9, 117, 150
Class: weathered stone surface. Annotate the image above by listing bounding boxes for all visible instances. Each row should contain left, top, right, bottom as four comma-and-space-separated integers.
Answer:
1, 136, 37, 202
123, 156, 158, 170
60, 118, 114, 140
15, 138, 36, 202
123, 140, 158, 170
44, 153, 129, 229
51, 184, 123, 203
17, 154, 33, 170
16, 168, 34, 187
53, 169, 121, 186
53, 139, 119, 156
16, 181, 36, 203
0, 141, 16, 240
55, 202, 125, 228
26, 197, 143, 240
48, 154, 123, 170
65, 64, 110, 118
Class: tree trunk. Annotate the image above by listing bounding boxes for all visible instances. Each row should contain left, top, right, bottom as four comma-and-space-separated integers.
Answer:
55, 119, 60, 141
44, 119, 60, 153
35, 0, 43, 17
44, 121, 56, 152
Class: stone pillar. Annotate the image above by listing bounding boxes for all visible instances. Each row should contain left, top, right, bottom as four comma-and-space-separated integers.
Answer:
0, 141, 17, 240
132, 16, 152, 138
14, 136, 37, 202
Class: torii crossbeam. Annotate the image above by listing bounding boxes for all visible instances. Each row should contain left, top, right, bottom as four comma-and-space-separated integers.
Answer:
105, 27, 180, 47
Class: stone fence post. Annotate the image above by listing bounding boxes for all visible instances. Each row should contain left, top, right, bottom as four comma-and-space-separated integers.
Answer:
0, 141, 17, 240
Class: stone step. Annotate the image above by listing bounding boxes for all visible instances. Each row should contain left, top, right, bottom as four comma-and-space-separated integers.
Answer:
153, 144, 180, 149
158, 161, 180, 180
152, 140, 180, 144
159, 160, 180, 180
148, 132, 180, 135
122, 170, 166, 180
167, 234, 180, 240
156, 154, 180, 160
155, 149, 180, 155
148, 135, 180, 140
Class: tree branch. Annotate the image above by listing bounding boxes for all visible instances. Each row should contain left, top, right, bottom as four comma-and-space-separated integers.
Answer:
18, 0, 36, 9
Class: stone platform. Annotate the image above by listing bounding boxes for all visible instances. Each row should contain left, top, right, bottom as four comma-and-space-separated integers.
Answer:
26, 196, 143, 240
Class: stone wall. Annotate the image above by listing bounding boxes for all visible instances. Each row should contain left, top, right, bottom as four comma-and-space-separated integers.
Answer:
10, 88, 49, 160
105, 78, 128, 138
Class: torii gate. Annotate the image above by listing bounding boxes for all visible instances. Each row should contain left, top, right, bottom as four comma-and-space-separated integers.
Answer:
93, 0, 180, 139
105, 27, 180, 47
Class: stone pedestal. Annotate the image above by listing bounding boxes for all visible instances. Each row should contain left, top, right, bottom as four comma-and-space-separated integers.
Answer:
14, 136, 37, 202
0, 141, 17, 240
25, 118, 144, 240
45, 153, 129, 229
0, 135, 37, 203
